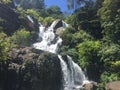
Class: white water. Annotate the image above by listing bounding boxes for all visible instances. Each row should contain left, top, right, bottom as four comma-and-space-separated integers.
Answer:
33, 20, 90, 90
33, 21, 62, 53
58, 55, 89, 90
27, 15, 34, 23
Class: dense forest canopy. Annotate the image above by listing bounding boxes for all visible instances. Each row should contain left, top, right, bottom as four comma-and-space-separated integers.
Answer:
0, 0, 120, 89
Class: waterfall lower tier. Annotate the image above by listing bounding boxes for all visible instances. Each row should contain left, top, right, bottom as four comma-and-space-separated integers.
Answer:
58, 55, 90, 90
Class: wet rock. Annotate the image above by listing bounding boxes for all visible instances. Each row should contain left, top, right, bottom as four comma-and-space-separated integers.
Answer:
51, 19, 63, 30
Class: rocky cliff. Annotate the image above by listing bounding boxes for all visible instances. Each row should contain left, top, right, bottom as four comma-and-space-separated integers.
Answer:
0, 47, 62, 90
0, 3, 20, 35
0, 3, 39, 35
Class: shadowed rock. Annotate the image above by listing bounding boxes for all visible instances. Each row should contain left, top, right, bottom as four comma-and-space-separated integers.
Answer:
0, 47, 62, 90
0, 3, 20, 35
0, 3, 39, 35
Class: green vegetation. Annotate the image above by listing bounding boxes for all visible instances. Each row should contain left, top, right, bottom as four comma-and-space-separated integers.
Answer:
1, 0, 11, 4
0, 0, 120, 89
61, 0, 120, 89
0, 32, 11, 62
10, 28, 31, 47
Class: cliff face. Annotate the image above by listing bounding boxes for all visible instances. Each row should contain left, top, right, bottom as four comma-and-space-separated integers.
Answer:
0, 47, 62, 90
0, 3, 20, 35
0, 3, 39, 35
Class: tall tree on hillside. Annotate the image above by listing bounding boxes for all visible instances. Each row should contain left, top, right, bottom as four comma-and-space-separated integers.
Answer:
46, 6, 64, 19
98, 0, 120, 44
67, 0, 95, 10
66, 0, 103, 39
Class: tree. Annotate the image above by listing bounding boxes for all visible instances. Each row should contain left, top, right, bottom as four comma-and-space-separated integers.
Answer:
43, 17, 55, 26
66, 0, 96, 10
15, 0, 45, 9
10, 28, 31, 47
99, 43, 120, 73
46, 6, 64, 19
67, 0, 84, 10
77, 40, 103, 81
67, 2, 103, 39
0, 32, 11, 62
98, 0, 120, 44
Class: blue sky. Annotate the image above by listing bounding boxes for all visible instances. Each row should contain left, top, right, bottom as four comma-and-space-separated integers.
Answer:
44, 0, 70, 12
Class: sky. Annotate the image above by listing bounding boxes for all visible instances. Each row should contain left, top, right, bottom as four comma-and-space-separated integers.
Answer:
44, 0, 71, 12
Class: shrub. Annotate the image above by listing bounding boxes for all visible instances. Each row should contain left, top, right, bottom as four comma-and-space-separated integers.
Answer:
77, 40, 103, 81
98, 72, 119, 90
0, 32, 11, 62
43, 17, 54, 26
10, 28, 31, 47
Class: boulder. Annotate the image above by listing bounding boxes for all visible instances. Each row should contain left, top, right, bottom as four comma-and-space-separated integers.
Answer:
56, 27, 65, 36
51, 19, 63, 30
105, 81, 120, 90
82, 81, 98, 90
0, 47, 62, 90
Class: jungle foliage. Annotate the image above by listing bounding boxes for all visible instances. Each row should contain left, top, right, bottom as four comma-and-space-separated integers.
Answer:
60, 0, 120, 89
0, 0, 120, 89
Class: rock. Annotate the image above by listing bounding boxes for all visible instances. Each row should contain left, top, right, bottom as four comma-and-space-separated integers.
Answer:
51, 19, 63, 30
56, 27, 65, 36
82, 81, 98, 90
20, 16, 39, 32
0, 3, 20, 35
0, 47, 62, 90
105, 81, 120, 90
0, 3, 39, 35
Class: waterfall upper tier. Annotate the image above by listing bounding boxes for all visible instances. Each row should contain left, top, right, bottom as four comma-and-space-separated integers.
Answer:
33, 20, 68, 53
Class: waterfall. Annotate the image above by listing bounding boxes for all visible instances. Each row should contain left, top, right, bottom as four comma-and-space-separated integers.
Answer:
33, 20, 90, 90
33, 24, 62, 53
58, 55, 89, 90
27, 15, 34, 23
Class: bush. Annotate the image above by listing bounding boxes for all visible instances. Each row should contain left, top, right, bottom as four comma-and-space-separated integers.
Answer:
77, 40, 101, 68
77, 40, 103, 81
1, 0, 11, 4
0, 32, 11, 62
10, 28, 31, 47
65, 15, 73, 24
100, 43, 120, 62
98, 72, 119, 90
60, 27, 93, 47
26, 9, 40, 20
43, 17, 55, 26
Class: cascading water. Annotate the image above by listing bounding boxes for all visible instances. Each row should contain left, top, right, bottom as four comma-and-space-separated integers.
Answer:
33, 21, 62, 53
33, 20, 90, 90
58, 55, 89, 90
